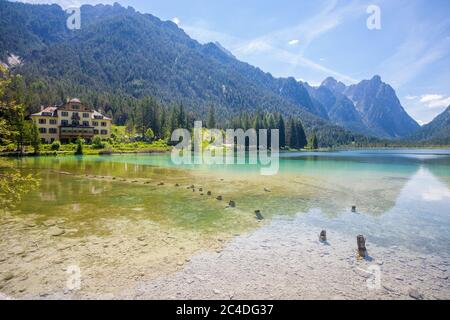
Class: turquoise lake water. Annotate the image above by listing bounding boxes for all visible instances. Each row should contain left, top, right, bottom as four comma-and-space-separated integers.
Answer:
11, 149, 450, 256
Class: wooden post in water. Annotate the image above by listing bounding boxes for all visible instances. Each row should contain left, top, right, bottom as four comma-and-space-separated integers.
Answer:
357, 235, 367, 258
255, 210, 264, 220
319, 230, 327, 242
351, 206, 357, 213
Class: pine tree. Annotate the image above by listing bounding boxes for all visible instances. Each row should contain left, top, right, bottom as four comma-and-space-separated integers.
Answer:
308, 131, 319, 149
207, 106, 216, 129
296, 120, 307, 149
278, 114, 286, 149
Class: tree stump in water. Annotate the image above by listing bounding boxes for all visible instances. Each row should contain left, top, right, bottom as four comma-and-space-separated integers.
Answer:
255, 210, 264, 220
357, 235, 367, 257
351, 206, 357, 213
319, 230, 327, 242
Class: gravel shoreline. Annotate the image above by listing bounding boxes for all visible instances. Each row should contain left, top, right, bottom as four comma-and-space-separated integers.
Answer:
125, 216, 450, 300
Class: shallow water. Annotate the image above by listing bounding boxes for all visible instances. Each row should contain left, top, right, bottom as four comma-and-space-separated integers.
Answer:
8, 149, 450, 256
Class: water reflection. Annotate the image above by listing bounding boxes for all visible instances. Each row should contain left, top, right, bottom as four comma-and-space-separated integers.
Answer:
9, 149, 450, 255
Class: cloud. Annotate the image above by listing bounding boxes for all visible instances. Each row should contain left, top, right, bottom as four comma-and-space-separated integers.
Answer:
288, 39, 299, 45
171, 17, 180, 25
405, 95, 418, 100
419, 94, 450, 109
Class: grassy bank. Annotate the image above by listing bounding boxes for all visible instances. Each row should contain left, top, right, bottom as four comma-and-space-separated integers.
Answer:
0, 140, 171, 157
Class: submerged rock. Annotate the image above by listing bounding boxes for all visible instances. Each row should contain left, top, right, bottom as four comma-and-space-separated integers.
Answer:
319, 230, 327, 242
228, 200, 236, 208
408, 289, 424, 300
207, 191, 212, 196
43, 220, 57, 227
49, 227, 65, 237
2, 272, 14, 281
216, 196, 223, 201
264, 188, 271, 192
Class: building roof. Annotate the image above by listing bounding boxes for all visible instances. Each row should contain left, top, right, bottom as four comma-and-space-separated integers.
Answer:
31, 101, 111, 120
31, 107, 58, 117
92, 110, 112, 121
69, 98, 81, 103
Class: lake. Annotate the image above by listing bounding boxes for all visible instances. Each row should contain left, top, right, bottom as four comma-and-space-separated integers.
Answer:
1, 149, 449, 299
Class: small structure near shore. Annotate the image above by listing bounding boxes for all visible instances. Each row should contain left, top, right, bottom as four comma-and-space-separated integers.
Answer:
319, 230, 327, 242
255, 210, 264, 220
357, 235, 367, 258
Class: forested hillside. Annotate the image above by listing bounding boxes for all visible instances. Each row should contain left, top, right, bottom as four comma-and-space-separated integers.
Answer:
0, 1, 385, 147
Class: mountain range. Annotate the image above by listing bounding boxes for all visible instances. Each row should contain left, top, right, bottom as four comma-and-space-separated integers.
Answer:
0, 1, 448, 145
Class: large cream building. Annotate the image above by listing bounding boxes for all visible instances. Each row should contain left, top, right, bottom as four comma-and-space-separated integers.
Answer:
31, 98, 112, 144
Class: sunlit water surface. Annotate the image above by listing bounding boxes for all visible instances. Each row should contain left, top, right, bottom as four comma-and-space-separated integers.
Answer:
9, 149, 450, 256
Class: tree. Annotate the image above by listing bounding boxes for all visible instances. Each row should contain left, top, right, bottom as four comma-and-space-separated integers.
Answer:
92, 135, 105, 149
0, 65, 31, 155
75, 137, 84, 155
288, 118, 298, 148
278, 114, 286, 149
29, 121, 41, 154
207, 106, 216, 129
144, 128, 154, 142
0, 159, 39, 211
296, 120, 307, 149
308, 131, 319, 149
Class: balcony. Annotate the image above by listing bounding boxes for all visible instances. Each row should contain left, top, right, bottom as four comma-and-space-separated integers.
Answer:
60, 126, 95, 138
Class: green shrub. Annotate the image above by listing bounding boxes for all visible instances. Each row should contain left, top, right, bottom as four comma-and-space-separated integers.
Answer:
50, 140, 61, 151
92, 136, 105, 149
75, 137, 84, 155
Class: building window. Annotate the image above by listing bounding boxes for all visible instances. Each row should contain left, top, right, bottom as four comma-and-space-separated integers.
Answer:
82, 121, 90, 126
83, 113, 90, 118
72, 104, 80, 110
39, 128, 47, 134
38, 119, 46, 124
49, 119, 57, 125
61, 120, 69, 126
93, 121, 99, 126
61, 111, 69, 117
101, 122, 107, 127
49, 128, 57, 134
94, 129, 99, 134
101, 130, 108, 135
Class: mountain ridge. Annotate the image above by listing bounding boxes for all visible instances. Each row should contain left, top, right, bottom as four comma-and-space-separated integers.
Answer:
0, 0, 437, 144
